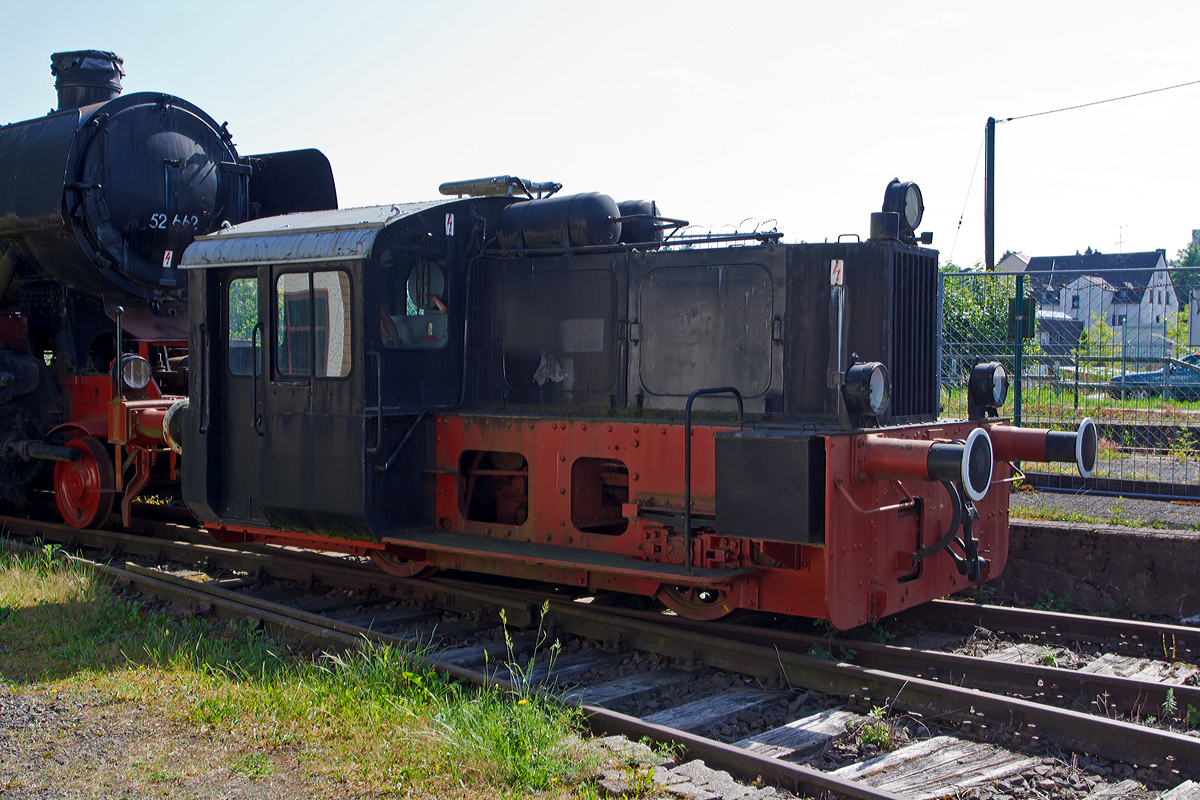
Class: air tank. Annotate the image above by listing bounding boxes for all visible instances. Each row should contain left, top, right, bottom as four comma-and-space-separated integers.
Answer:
497, 192, 622, 250
618, 199, 664, 246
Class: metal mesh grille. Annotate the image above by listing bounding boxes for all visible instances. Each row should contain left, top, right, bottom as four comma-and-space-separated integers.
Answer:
890, 250, 940, 418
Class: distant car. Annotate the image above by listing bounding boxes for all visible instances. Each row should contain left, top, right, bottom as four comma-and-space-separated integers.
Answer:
1108, 352, 1200, 401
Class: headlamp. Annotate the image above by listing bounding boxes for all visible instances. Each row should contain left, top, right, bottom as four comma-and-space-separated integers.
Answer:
843, 362, 890, 417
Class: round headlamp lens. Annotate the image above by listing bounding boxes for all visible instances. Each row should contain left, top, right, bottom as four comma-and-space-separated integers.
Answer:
991, 364, 1008, 405
868, 365, 889, 415
122, 355, 152, 390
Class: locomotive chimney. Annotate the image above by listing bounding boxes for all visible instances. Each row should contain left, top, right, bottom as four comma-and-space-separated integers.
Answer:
50, 50, 124, 110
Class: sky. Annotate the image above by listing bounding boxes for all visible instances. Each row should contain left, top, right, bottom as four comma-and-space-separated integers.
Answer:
3, 1, 1198, 268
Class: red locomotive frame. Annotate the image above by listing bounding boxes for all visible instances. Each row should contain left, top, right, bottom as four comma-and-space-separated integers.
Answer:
202, 413, 1064, 629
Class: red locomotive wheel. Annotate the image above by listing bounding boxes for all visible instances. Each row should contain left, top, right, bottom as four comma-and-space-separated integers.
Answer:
370, 550, 436, 579
656, 585, 736, 621
54, 437, 115, 530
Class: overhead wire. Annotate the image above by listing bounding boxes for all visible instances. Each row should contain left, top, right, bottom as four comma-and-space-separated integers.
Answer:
948, 129, 987, 265
997, 78, 1200, 124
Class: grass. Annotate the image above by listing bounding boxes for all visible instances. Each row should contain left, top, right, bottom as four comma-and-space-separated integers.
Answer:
941, 378, 1200, 421
0, 543, 603, 797
1010, 495, 1191, 530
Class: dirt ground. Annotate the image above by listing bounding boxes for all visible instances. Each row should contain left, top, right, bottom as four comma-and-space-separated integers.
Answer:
0, 686, 373, 800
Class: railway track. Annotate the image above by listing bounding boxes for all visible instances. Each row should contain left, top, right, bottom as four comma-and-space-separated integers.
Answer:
5, 514, 1200, 799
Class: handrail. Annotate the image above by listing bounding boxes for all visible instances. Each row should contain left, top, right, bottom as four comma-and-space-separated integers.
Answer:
683, 387, 743, 574
365, 351, 382, 454
198, 323, 210, 434
252, 323, 264, 436
834, 476, 916, 516
992, 462, 1026, 486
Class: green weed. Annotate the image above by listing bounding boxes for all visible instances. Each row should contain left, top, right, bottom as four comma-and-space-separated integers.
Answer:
857, 705, 893, 750
1169, 431, 1197, 464
1033, 590, 1073, 612
807, 621, 857, 663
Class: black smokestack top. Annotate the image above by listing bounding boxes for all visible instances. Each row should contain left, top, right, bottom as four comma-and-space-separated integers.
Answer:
50, 50, 124, 110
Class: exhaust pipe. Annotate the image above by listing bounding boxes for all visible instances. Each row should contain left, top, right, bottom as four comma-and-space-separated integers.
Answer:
859, 427, 993, 502
988, 418, 1097, 478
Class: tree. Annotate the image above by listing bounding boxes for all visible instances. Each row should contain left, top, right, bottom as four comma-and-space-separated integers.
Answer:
1169, 243, 1200, 314
1166, 309, 1190, 352
1081, 311, 1116, 359
941, 261, 1014, 350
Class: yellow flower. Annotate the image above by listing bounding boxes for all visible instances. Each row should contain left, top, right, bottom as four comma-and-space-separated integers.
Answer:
517, 698, 528, 705
551, 777, 558, 783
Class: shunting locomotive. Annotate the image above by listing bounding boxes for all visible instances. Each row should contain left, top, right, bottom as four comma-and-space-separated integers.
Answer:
180, 174, 1097, 628
0, 51, 336, 527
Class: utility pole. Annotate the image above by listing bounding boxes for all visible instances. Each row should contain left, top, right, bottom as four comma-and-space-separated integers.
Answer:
985, 117, 996, 271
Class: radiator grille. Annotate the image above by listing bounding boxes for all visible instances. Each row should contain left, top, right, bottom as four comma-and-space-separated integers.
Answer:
890, 251, 940, 418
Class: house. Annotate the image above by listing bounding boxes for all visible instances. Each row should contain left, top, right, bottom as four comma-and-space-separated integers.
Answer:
998, 249, 1178, 356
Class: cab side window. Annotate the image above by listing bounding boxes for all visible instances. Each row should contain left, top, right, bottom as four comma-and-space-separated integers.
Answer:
228, 277, 258, 376
275, 270, 351, 378
378, 250, 449, 349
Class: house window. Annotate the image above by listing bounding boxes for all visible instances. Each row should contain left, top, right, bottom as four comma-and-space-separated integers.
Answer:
1116, 314, 1127, 326
1157, 316, 1162, 323
1071, 295, 1080, 310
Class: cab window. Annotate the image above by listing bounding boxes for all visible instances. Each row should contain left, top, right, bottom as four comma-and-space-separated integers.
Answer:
378, 249, 449, 349
228, 277, 258, 376
275, 270, 351, 378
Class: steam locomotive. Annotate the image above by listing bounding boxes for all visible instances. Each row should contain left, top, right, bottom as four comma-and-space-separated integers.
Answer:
0, 51, 335, 526
178, 177, 1097, 628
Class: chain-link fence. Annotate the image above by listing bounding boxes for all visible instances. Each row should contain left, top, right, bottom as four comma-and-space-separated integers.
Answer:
941, 264, 1200, 499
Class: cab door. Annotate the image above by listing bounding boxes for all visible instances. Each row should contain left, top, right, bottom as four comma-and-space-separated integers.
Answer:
257, 263, 369, 538
182, 268, 267, 525
216, 272, 267, 522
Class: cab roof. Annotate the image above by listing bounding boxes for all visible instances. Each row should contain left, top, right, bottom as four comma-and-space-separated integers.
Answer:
180, 200, 453, 269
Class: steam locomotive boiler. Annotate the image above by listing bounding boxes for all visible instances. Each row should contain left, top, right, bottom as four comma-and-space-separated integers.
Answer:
180, 177, 1096, 628
0, 50, 336, 527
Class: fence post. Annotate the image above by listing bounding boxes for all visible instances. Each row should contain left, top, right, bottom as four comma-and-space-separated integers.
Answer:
1014, 273, 1024, 426
1073, 342, 1080, 411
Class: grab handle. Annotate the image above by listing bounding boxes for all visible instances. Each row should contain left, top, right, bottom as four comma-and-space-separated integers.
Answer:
365, 351, 382, 454
252, 323, 264, 436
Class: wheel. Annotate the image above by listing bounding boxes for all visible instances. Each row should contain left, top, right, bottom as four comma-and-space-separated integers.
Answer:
370, 550, 436, 579
54, 436, 115, 529
656, 585, 737, 620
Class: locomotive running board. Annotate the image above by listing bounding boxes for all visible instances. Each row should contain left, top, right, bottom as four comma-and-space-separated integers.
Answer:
381, 531, 760, 588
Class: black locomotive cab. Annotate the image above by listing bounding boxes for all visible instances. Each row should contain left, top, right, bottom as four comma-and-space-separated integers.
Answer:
181, 200, 495, 539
